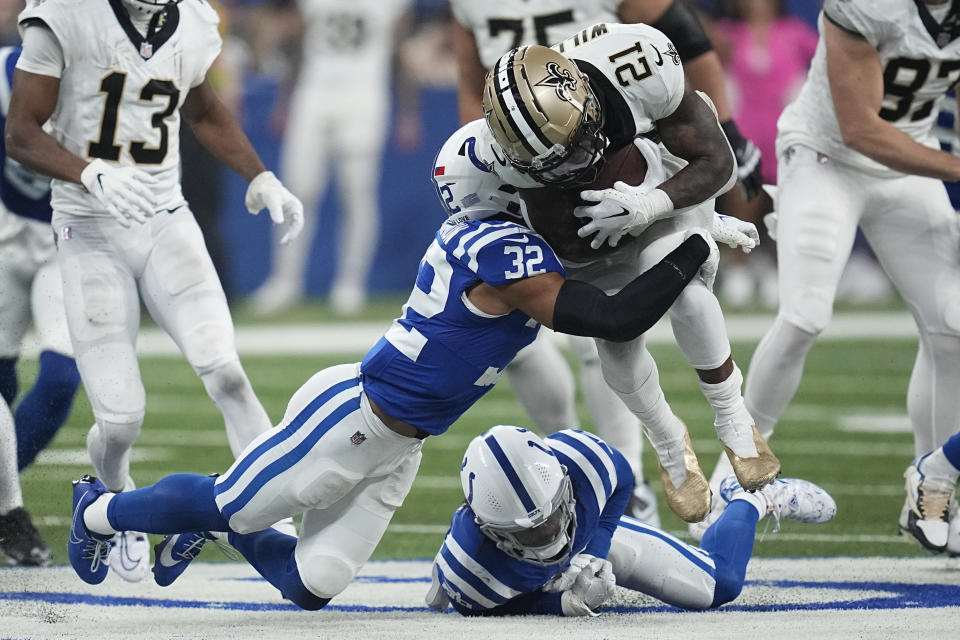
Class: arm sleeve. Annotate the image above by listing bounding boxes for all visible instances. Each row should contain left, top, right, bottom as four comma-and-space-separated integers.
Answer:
583, 447, 634, 559
16, 22, 64, 79
552, 234, 709, 342
650, 0, 714, 62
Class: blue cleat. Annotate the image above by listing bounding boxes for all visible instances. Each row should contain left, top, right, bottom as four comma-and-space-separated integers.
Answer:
153, 532, 215, 586
68, 475, 111, 584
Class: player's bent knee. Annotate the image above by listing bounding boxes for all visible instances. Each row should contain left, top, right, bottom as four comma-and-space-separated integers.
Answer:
300, 554, 356, 600
781, 286, 834, 335
185, 323, 238, 374
709, 565, 744, 608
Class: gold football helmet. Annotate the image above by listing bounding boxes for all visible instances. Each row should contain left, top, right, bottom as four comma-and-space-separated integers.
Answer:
482, 45, 607, 186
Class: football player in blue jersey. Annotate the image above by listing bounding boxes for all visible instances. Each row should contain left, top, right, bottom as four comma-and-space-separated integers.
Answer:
66, 165, 723, 608
427, 425, 836, 616
0, 45, 80, 566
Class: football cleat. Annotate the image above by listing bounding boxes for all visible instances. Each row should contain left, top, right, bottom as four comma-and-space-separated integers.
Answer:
108, 530, 151, 582
153, 532, 216, 587
68, 475, 111, 584
900, 458, 954, 553
716, 414, 780, 492
626, 480, 661, 528
720, 474, 836, 530
657, 432, 712, 523
0, 507, 52, 566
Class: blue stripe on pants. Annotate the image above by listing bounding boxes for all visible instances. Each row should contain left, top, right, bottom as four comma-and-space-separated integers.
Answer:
216, 377, 360, 496
220, 395, 362, 522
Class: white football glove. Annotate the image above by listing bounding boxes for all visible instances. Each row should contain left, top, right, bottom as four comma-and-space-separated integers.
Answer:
575, 182, 674, 249
567, 556, 615, 611
80, 158, 158, 227
543, 553, 601, 593
711, 213, 759, 253
245, 171, 305, 245
763, 212, 778, 242
559, 590, 599, 617
684, 228, 719, 292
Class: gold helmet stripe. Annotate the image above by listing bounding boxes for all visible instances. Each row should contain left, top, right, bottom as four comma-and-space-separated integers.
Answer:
494, 49, 552, 158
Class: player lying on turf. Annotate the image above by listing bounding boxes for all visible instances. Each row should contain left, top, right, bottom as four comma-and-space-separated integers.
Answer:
66, 181, 731, 609
426, 425, 836, 616
902, 430, 960, 554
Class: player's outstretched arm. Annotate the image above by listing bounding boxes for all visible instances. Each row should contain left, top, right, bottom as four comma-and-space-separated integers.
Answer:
655, 88, 737, 209
183, 77, 304, 242
825, 20, 960, 181
477, 233, 710, 342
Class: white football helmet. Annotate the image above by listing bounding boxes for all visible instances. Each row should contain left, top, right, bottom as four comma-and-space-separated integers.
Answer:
432, 122, 524, 224
461, 425, 577, 566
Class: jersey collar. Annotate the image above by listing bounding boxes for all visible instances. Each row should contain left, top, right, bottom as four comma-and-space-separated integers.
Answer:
914, 0, 960, 48
107, 0, 181, 60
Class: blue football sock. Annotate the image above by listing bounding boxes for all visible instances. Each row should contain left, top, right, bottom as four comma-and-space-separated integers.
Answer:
228, 528, 330, 611
700, 500, 760, 607
943, 432, 960, 473
16, 350, 80, 470
0, 357, 17, 406
107, 474, 229, 534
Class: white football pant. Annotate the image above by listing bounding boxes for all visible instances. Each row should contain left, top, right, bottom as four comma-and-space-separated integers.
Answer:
745, 145, 960, 455
0, 215, 72, 359
214, 363, 423, 599
54, 210, 271, 491
269, 84, 389, 300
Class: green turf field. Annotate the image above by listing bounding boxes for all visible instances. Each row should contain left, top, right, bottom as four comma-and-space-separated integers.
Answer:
16, 333, 930, 564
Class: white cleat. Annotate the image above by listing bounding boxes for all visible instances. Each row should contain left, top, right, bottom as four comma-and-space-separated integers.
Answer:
108, 530, 151, 582
900, 459, 954, 553
720, 474, 836, 531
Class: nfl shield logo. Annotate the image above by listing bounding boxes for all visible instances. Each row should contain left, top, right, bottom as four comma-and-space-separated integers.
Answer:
350, 431, 367, 446
140, 41, 153, 59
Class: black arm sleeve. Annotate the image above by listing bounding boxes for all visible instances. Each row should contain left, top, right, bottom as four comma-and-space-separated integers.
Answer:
552, 235, 709, 342
650, 1, 714, 62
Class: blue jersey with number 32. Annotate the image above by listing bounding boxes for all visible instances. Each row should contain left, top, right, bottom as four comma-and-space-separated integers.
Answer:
360, 219, 564, 434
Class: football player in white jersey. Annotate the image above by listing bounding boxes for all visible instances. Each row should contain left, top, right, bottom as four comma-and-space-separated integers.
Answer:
739, 0, 960, 539
6, 0, 304, 581
249, 0, 413, 315
476, 28, 779, 524
448, 1, 764, 526
426, 425, 835, 617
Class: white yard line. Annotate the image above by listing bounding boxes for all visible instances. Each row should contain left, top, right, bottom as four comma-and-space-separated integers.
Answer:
14, 311, 919, 358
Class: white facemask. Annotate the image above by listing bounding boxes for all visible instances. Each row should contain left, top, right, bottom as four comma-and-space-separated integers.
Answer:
120, 0, 169, 35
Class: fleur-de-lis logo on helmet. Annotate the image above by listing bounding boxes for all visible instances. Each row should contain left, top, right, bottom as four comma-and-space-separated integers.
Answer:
535, 61, 579, 103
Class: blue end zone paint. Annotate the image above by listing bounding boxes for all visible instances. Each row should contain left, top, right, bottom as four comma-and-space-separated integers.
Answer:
226, 576, 432, 584
3, 580, 960, 614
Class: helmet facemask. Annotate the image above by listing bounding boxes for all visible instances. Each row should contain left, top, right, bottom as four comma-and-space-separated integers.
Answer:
121, 0, 181, 18
476, 472, 578, 566
526, 92, 607, 187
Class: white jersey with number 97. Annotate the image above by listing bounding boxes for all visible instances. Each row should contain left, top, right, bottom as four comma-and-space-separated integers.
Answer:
17, 0, 221, 216
778, 0, 960, 177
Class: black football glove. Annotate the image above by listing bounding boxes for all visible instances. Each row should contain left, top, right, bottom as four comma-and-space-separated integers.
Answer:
720, 119, 763, 201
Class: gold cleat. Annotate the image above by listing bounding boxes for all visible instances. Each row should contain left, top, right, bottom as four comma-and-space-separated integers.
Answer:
658, 432, 712, 523
723, 425, 781, 492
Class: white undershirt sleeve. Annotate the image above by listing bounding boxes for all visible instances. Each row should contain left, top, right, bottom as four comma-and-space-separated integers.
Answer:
16, 22, 65, 79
